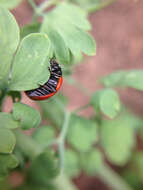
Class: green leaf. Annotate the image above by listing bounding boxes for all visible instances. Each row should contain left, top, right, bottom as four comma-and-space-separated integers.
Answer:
56, 24, 96, 56
101, 112, 137, 165
39, 93, 67, 128
0, 6, 19, 89
0, 129, 16, 153
131, 152, 143, 181
9, 33, 51, 91
67, 114, 98, 152
41, 2, 96, 64
32, 126, 55, 147
13, 184, 56, 190
51, 2, 90, 30
12, 103, 41, 130
20, 23, 41, 39
42, 26, 70, 64
81, 149, 104, 175
0, 154, 18, 178
28, 150, 59, 184
122, 170, 142, 190
0, 112, 19, 129
0, 0, 22, 9
102, 70, 143, 91
64, 150, 81, 178
91, 88, 121, 118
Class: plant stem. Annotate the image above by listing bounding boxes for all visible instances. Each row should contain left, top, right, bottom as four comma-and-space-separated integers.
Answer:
58, 111, 70, 173
87, 0, 116, 13
97, 164, 134, 190
74, 103, 91, 113
38, 0, 60, 14
55, 173, 78, 190
14, 129, 78, 190
28, 0, 38, 13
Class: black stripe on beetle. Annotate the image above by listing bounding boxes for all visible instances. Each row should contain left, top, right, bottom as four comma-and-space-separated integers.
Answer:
25, 59, 63, 100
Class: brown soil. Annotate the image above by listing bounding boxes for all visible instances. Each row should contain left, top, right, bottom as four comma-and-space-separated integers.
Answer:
10, 0, 143, 189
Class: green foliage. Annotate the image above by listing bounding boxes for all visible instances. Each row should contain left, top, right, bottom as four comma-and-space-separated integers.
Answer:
64, 150, 80, 178
12, 103, 41, 130
0, 6, 19, 89
0, 112, 19, 129
0, 129, 16, 153
0, 0, 22, 9
27, 150, 59, 185
102, 70, 143, 91
41, 2, 96, 64
13, 183, 55, 190
0, 1, 142, 190
131, 152, 143, 181
0, 154, 18, 178
39, 93, 67, 128
91, 88, 121, 118
32, 126, 55, 147
67, 114, 98, 152
9, 33, 51, 91
20, 23, 41, 39
81, 149, 104, 175
122, 170, 142, 190
100, 112, 139, 165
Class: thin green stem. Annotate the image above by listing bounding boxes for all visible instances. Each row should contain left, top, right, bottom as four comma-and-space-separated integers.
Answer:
58, 111, 70, 173
28, 0, 60, 21
28, 0, 38, 12
38, 0, 60, 14
55, 173, 78, 190
97, 164, 134, 190
74, 103, 91, 113
87, 0, 116, 13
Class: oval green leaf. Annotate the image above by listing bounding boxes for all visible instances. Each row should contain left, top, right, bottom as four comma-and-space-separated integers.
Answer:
102, 70, 143, 91
67, 114, 98, 152
32, 126, 55, 147
0, 154, 18, 178
91, 88, 120, 118
41, 2, 96, 64
0, 129, 16, 153
0, 6, 19, 89
9, 33, 51, 91
12, 103, 41, 130
101, 114, 136, 165
81, 149, 104, 175
28, 150, 59, 183
100, 89, 120, 118
0, 112, 19, 129
64, 150, 81, 178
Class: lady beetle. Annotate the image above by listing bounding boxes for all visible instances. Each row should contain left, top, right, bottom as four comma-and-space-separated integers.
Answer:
25, 59, 63, 100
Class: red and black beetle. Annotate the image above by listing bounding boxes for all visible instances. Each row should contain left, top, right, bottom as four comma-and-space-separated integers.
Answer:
25, 59, 63, 100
